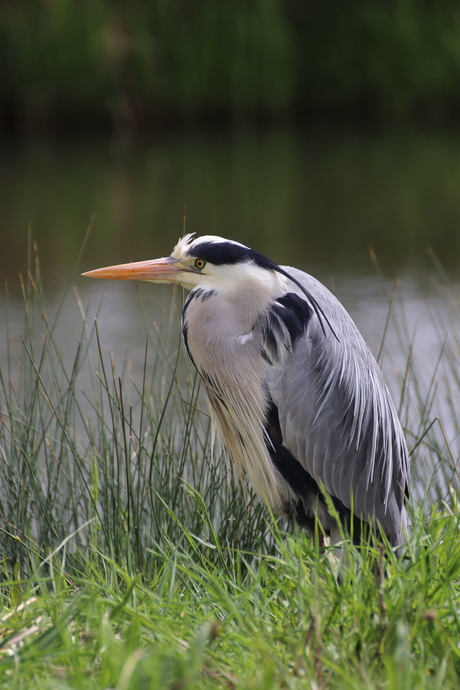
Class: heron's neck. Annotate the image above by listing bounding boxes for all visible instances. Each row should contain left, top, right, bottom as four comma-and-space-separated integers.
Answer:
192, 266, 287, 331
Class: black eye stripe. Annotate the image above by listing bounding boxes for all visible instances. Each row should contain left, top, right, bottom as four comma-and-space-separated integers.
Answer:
187, 241, 276, 269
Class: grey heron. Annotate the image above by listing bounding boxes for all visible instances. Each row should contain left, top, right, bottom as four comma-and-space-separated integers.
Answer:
83, 234, 410, 549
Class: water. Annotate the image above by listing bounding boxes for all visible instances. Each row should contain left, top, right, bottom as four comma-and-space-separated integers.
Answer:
3, 126, 460, 280
1, 127, 460, 488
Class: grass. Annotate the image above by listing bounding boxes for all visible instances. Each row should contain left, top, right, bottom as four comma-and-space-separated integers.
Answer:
0, 238, 460, 688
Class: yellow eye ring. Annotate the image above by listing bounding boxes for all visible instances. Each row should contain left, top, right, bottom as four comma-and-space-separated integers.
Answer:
194, 259, 206, 270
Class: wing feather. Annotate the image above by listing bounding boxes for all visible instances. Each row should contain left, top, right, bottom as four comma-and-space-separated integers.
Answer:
267, 267, 409, 545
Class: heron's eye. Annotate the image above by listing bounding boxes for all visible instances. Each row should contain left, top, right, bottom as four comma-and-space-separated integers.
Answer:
194, 258, 206, 270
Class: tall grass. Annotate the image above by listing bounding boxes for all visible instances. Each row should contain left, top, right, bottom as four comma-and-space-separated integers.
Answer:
0, 241, 459, 687
0, 241, 272, 580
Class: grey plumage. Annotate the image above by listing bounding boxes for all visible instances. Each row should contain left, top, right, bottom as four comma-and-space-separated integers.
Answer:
267, 269, 409, 546
83, 233, 410, 548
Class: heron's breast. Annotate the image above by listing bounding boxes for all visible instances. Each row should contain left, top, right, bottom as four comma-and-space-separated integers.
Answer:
182, 292, 264, 374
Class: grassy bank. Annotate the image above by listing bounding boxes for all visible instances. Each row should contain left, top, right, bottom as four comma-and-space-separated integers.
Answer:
0, 510, 459, 688
0, 242, 459, 687
2, 0, 460, 130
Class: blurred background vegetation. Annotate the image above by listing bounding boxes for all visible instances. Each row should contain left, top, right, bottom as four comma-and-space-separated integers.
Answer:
2, 0, 460, 133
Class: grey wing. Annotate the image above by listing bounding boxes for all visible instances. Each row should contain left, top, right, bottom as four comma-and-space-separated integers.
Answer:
267, 267, 410, 546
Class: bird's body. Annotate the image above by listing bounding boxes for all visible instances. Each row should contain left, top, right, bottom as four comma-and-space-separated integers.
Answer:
84, 234, 410, 548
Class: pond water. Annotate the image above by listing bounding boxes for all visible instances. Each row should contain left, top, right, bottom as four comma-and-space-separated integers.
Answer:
1, 126, 460, 490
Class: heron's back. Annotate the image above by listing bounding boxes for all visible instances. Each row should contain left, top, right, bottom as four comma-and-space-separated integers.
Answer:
267, 267, 410, 546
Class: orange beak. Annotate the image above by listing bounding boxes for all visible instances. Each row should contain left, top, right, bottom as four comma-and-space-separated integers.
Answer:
82, 256, 184, 284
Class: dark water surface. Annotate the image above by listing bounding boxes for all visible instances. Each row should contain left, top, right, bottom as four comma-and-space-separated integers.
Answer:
1, 127, 460, 477
2, 126, 460, 280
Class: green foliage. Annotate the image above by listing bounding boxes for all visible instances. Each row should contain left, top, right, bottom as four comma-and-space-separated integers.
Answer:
0, 513, 459, 687
1, 0, 460, 128
0, 236, 460, 687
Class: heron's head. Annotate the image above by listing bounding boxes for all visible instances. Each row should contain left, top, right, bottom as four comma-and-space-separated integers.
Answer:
83, 234, 334, 336
83, 234, 285, 298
